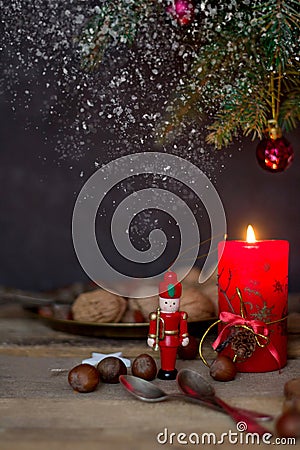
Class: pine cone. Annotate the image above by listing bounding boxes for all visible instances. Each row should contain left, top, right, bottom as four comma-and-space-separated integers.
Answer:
231, 328, 256, 361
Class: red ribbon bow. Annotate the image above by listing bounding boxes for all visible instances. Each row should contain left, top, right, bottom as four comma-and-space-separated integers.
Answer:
212, 311, 282, 368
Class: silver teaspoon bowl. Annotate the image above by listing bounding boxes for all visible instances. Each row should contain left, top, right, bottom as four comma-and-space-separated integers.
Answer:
119, 375, 224, 412
176, 368, 272, 420
177, 368, 273, 435
119, 373, 273, 427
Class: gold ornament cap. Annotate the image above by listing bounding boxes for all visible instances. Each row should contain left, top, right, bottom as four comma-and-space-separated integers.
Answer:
268, 120, 282, 140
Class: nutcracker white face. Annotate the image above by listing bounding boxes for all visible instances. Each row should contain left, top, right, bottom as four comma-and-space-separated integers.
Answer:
159, 296, 180, 313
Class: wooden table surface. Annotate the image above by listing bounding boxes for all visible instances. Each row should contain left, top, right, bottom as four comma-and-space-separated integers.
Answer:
0, 296, 300, 450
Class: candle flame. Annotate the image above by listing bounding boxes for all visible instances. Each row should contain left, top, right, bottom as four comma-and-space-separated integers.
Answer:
246, 225, 256, 243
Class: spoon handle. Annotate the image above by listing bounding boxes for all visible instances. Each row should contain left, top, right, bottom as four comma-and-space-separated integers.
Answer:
232, 407, 273, 422
169, 394, 225, 413
180, 392, 272, 421
214, 396, 270, 436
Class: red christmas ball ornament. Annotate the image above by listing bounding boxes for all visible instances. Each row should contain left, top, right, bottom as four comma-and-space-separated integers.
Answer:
166, 0, 194, 26
256, 132, 294, 173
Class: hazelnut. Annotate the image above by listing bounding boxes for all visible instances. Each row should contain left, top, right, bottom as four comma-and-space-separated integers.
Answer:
177, 336, 199, 360
97, 356, 127, 383
284, 378, 300, 400
210, 355, 237, 382
131, 354, 157, 381
276, 410, 300, 438
68, 364, 100, 393
283, 398, 300, 414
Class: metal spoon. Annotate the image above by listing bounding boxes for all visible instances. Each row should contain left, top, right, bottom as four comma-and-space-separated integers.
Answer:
120, 373, 272, 422
119, 375, 225, 413
119, 374, 271, 423
177, 369, 273, 421
177, 369, 272, 435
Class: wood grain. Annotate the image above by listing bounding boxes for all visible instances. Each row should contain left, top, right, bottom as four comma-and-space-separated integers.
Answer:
0, 300, 299, 450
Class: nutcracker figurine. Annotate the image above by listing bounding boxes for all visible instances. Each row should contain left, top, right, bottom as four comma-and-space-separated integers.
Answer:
147, 270, 189, 380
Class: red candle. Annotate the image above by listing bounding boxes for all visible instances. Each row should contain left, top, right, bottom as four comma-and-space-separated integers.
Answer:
217, 225, 289, 372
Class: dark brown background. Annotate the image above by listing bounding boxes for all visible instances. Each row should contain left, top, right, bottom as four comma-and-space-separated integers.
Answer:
1, 100, 298, 291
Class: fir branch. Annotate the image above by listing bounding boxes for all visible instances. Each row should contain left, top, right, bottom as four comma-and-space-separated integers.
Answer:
279, 88, 300, 132
206, 84, 270, 149
251, 0, 300, 71
158, 34, 260, 141
159, 0, 299, 148
78, 0, 157, 69
77, 0, 300, 149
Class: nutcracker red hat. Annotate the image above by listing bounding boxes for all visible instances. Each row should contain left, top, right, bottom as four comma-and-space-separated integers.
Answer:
159, 270, 182, 299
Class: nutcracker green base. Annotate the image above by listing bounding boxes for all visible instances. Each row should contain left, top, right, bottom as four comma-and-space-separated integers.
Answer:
157, 368, 178, 380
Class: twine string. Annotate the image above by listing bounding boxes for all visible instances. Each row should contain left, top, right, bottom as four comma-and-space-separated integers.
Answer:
199, 287, 287, 367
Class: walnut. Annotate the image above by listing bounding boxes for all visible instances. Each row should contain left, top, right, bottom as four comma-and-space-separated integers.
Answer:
127, 284, 158, 321
127, 295, 158, 322
180, 285, 216, 321
129, 283, 216, 322
182, 267, 201, 284
72, 289, 127, 323
183, 268, 218, 313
